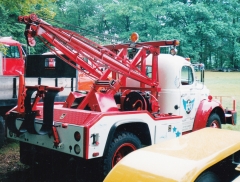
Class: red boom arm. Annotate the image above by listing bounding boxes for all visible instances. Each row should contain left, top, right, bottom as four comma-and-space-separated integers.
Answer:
18, 14, 179, 112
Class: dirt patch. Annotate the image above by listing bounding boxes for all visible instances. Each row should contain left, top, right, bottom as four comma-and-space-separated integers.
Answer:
0, 141, 64, 182
0, 141, 29, 182
0, 140, 102, 182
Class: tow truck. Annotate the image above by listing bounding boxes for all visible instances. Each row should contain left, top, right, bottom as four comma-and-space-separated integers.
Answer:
5, 14, 236, 179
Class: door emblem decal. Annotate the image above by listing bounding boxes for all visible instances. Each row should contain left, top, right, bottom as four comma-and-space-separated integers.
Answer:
182, 99, 195, 114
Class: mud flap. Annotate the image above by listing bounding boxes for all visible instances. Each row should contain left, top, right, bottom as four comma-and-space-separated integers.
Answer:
225, 110, 237, 125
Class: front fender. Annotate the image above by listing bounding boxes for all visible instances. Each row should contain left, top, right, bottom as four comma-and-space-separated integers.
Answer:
193, 99, 225, 131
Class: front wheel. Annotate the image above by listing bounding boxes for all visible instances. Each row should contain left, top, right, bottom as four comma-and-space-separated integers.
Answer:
195, 171, 220, 182
206, 113, 221, 128
103, 131, 141, 176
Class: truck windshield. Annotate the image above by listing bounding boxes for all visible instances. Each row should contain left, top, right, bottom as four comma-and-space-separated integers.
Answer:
181, 66, 193, 85
4, 46, 20, 58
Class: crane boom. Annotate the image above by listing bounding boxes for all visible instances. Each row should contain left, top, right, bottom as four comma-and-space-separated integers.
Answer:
19, 14, 159, 85
18, 13, 179, 113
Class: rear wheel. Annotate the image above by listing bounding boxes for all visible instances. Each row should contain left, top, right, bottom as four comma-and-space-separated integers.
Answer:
206, 113, 221, 128
103, 131, 141, 176
65, 157, 77, 181
0, 116, 5, 148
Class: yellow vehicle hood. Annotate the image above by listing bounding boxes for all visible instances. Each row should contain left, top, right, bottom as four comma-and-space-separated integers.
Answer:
104, 128, 240, 182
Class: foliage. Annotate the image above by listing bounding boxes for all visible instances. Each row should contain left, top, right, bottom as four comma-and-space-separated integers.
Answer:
0, 0, 57, 54
1, 0, 240, 69
0, 44, 7, 55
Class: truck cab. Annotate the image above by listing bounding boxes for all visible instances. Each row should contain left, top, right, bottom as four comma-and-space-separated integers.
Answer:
126, 53, 231, 134
149, 54, 210, 132
0, 37, 25, 75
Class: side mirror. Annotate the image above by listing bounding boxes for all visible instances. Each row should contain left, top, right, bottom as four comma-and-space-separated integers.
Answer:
200, 70, 204, 83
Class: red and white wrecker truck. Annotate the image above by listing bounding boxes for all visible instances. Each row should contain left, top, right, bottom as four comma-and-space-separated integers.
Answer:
5, 14, 236, 180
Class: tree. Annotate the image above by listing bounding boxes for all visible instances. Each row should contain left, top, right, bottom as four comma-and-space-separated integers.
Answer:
0, 0, 57, 54
2, 0, 240, 69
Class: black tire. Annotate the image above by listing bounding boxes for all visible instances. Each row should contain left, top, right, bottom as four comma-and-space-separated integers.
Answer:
20, 142, 37, 165
195, 171, 220, 182
65, 157, 78, 181
103, 131, 141, 176
206, 113, 221, 128
0, 116, 5, 148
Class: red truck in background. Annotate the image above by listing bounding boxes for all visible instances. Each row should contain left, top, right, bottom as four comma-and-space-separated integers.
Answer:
4, 13, 237, 180
0, 37, 25, 148
0, 37, 77, 148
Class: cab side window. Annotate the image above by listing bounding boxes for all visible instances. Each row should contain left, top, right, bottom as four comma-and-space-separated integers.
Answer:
5, 46, 20, 58
181, 66, 193, 85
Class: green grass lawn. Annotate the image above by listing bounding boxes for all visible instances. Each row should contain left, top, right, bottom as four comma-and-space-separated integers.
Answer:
204, 71, 240, 131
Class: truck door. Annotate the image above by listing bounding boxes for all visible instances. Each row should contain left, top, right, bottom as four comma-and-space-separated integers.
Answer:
180, 65, 198, 132
2, 45, 24, 75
